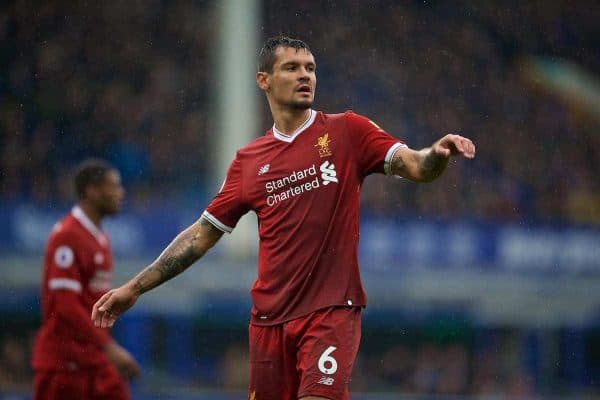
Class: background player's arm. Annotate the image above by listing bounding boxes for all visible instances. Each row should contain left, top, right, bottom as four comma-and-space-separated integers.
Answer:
51, 290, 140, 379
92, 217, 224, 328
105, 340, 140, 380
390, 134, 475, 182
53, 290, 114, 346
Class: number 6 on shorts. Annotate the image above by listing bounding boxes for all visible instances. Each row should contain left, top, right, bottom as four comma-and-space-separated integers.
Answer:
317, 346, 338, 375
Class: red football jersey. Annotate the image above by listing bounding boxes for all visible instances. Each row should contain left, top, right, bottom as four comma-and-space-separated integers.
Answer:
32, 206, 114, 371
204, 110, 405, 325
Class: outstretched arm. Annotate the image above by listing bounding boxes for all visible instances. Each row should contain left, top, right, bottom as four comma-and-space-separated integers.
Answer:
390, 134, 475, 182
127, 217, 224, 295
92, 217, 224, 328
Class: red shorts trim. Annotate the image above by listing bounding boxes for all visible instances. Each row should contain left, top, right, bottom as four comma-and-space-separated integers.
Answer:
33, 363, 129, 400
248, 306, 361, 400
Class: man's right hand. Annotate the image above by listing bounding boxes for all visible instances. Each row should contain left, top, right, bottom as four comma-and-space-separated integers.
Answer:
92, 284, 138, 328
105, 340, 141, 380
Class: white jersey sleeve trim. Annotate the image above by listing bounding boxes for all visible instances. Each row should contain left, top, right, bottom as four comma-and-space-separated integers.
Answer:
202, 211, 233, 234
384, 142, 407, 175
49, 278, 82, 293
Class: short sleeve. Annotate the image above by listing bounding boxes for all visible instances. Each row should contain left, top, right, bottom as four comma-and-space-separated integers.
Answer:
45, 229, 112, 347
45, 231, 84, 294
203, 154, 250, 233
345, 111, 406, 176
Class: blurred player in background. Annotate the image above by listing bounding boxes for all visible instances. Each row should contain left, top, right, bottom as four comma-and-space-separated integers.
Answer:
32, 159, 140, 400
92, 36, 475, 400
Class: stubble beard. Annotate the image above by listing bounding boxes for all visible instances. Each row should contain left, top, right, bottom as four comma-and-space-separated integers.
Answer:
99, 199, 122, 217
289, 97, 313, 110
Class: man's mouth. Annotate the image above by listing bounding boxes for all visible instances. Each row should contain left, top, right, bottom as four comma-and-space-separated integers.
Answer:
297, 85, 311, 93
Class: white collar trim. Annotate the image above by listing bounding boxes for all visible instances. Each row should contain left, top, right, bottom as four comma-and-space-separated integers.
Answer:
272, 109, 316, 143
72, 206, 108, 246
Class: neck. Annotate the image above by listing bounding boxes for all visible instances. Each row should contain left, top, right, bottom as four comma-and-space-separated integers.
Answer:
78, 201, 103, 227
270, 103, 311, 135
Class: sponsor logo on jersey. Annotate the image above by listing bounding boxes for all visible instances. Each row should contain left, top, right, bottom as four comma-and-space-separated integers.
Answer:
258, 164, 270, 175
315, 133, 332, 157
54, 245, 74, 269
320, 161, 338, 185
318, 376, 335, 386
265, 161, 338, 207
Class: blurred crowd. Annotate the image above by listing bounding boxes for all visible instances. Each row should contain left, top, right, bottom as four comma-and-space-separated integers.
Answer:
0, 332, 33, 392
1, 0, 599, 223
217, 338, 543, 399
3, 323, 598, 397
0, 328, 542, 398
352, 342, 539, 398
1, 0, 214, 209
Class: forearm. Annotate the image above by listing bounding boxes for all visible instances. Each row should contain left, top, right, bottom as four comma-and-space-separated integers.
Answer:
416, 147, 449, 182
127, 218, 221, 296
391, 147, 449, 182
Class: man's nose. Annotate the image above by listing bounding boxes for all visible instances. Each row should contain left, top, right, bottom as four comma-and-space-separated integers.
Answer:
298, 66, 311, 79
298, 71, 310, 81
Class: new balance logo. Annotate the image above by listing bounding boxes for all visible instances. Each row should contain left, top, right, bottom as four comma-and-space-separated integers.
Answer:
258, 164, 270, 175
320, 161, 338, 185
318, 376, 335, 386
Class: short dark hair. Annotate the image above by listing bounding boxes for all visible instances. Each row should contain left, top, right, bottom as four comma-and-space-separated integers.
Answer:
258, 35, 311, 73
74, 158, 114, 200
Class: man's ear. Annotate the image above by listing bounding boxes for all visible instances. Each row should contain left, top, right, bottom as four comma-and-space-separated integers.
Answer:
256, 71, 269, 91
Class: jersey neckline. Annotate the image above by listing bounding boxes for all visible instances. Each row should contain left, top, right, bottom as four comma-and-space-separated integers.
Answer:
71, 206, 108, 246
271, 109, 317, 143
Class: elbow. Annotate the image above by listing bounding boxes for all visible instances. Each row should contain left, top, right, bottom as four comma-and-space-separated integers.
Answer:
199, 236, 221, 255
